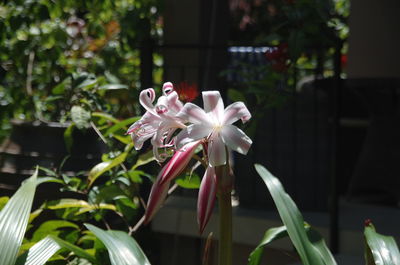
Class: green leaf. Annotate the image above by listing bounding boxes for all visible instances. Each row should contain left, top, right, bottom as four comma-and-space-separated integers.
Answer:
46, 235, 97, 263
307, 229, 337, 265
74, 74, 97, 90
113, 134, 132, 145
131, 150, 155, 170
71, 106, 91, 130
254, 164, 334, 265
32, 220, 79, 242
248, 225, 288, 265
16, 236, 61, 265
0, 196, 9, 211
106, 116, 140, 136
64, 123, 75, 153
85, 224, 151, 265
364, 224, 400, 265
47, 199, 117, 214
227, 88, 246, 102
175, 173, 201, 189
91, 112, 120, 124
0, 168, 38, 265
248, 224, 326, 265
88, 152, 128, 187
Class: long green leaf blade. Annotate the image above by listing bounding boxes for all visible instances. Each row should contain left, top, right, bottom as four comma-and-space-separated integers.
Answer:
85, 224, 151, 265
364, 224, 400, 265
17, 236, 61, 265
0, 168, 38, 265
47, 235, 97, 263
88, 152, 128, 187
254, 164, 334, 265
307, 229, 337, 265
248, 225, 288, 265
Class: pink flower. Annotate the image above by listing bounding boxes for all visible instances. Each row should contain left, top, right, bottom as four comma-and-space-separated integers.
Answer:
127, 82, 186, 162
130, 86, 253, 234
175, 91, 252, 166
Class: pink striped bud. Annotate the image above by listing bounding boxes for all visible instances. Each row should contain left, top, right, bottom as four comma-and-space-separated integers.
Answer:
197, 166, 217, 234
159, 140, 201, 185
144, 140, 201, 224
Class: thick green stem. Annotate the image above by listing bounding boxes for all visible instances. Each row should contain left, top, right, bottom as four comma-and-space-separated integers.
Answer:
218, 188, 232, 265
216, 163, 233, 265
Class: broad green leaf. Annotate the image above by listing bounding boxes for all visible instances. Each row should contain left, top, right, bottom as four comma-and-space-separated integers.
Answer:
47, 199, 117, 214
0, 168, 38, 265
16, 236, 60, 265
131, 150, 155, 170
85, 224, 151, 265
91, 112, 120, 124
88, 152, 128, 187
64, 123, 75, 153
175, 173, 201, 189
113, 134, 131, 145
71, 106, 91, 130
45, 235, 97, 263
17, 235, 97, 264
227, 88, 246, 102
248, 225, 288, 265
125, 170, 153, 183
248, 224, 324, 265
254, 164, 334, 265
32, 220, 79, 242
36, 177, 64, 185
307, 229, 337, 265
364, 224, 400, 265
0, 196, 9, 210
106, 116, 140, 136
74, 74, 97, 90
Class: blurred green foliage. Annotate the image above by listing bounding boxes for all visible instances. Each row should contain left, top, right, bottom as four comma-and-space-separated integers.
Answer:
0, 0, 163, 140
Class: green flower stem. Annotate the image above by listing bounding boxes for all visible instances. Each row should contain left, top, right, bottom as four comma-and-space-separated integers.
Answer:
216, 163, 233, 265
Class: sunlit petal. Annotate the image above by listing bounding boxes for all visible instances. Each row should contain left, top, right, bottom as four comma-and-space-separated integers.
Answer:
202, 91, 224, 122
162, 82, 174, 95
175, 124, 212, 149
177, 103, 212, 125
127, 112, 160, 150
208, 134, 226, 166
166, 91, 184, 113
139, 88, 158, 115
222, 102, 251, 125
197, 166, 217, 234
221, 125, 252, 155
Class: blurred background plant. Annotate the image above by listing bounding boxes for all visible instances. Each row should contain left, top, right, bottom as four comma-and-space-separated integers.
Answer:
0, 0, 164, 141
227, 0, 349, 123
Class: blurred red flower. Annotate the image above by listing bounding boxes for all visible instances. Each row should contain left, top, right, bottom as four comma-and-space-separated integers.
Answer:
175, 81, 199, 102
265, 43, 289, 73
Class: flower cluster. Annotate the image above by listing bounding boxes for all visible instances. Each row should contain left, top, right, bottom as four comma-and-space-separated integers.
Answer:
127, 82, 252, 232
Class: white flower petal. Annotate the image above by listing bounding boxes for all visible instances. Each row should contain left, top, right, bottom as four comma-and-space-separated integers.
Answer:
166, 91, 183, 113
127, 111, 160, 150
222, 102, 251, 125
208, 134, 226, 166
202, 91, 224, 122
139, 88, 158, 115
221, 124, 252, 155
162, 82, 174, 95
177, 103, 212, 125
175, 124, 212, 149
